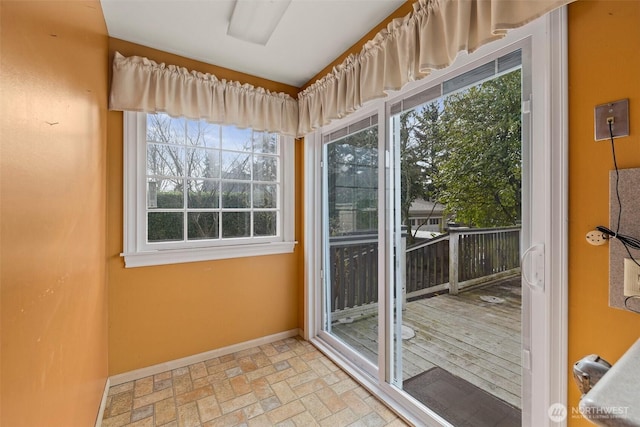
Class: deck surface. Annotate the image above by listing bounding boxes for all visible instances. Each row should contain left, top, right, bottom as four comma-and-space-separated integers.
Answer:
332, 276, 522, 409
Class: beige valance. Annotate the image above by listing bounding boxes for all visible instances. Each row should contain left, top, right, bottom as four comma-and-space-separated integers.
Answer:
109, 52, 299, 137
297, 0, 574, 136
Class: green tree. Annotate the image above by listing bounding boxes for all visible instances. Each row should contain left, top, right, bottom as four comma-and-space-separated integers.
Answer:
398, 102, 444, 243
435, 69, 522, 227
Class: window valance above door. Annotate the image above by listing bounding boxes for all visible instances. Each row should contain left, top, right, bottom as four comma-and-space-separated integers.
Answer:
297, 0, 575, 136
109, 52, 299, 137
108, 0, 574, 139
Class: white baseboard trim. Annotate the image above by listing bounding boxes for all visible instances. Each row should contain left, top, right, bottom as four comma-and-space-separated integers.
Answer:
94, 377, 110, 427
109, 329, 301, 386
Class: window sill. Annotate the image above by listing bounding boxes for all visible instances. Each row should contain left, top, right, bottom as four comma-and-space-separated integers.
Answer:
121, 241, 297, 268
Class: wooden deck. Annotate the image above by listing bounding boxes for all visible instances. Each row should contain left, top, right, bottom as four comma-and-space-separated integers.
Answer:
331, 276, 522, 409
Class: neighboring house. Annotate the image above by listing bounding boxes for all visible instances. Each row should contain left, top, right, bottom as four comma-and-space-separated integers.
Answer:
408, 198, 448, 233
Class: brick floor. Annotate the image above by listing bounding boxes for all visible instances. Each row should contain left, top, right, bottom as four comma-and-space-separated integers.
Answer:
102, 337, 410, 427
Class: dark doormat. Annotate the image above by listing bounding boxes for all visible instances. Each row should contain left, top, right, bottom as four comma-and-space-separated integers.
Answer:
403, 367, 521, 427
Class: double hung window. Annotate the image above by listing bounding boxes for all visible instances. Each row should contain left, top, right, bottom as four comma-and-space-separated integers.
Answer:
122, 112, 295, 267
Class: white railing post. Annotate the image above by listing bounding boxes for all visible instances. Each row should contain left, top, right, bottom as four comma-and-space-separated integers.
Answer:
449, 229, 460, 295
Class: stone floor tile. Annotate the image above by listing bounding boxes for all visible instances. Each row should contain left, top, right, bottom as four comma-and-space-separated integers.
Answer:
271, 380, 297, 404
291, 410, 320, 426
225, 366, 243, 378
234, 346, 262, 359
129, 415, 154, 427
266, 400, 306, 424
172, 374, 193, 395
230, 375, 252, 396
154, 371, 172, 382
238, 356, 259, 373
101, 337, 412, 427
109, 391, 133, 417
319, 407, 358, 427
265, 367, 297, 385
197, 395, 222, 423
285, 370, 318, 389
245, 365, 276, 382
246, 414, 272, 427
220, 392, 258, 414
243, 401, 265, 420
153, 378, 173, 392
315, 387, 348, 413
133, 387, 173, 409
176, 385, 214, 406
172, 366, 189, 377
259, 343, 279, 357
192, 376, 211, 389
177, 401, 201, 427
154, 397, 177, 426
300, 393, 332, 421
102, 411, 131, 427
213, 379, 236, 403
189, 362, 208, 380
108, 382, 134, 396
340, 390, 373, 418
292, 378, 326, 398
363, 396, 397, 422
202, 409, 246, 427
251, 353, 272, 368
384, 419, 410, 426
269, 350, 296, 364
274, 360, 291, 371
219, 354, 235, 363
134, 377, 154, 397
207, 360, 238, 375
331, 377, 359, 395
287, 357, 311, 374
131, 404, 154, 422
260, 396, 282, 412
249, 378, 274, 400
357, 412, 386, 427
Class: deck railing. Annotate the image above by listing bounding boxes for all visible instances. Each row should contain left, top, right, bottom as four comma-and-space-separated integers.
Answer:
328, 233, 378, 312
329, 227, 521, 314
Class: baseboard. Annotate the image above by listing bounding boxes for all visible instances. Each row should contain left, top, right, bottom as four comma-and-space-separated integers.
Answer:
109, 328, 301, 386
94, 377, 110, 427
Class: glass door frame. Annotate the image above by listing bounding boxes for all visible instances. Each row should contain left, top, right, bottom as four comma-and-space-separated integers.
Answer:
304, 8, 568, 426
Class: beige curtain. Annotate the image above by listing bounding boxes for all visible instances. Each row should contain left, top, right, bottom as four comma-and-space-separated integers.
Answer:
298, 0, 574, 136
109, 52, 299, 137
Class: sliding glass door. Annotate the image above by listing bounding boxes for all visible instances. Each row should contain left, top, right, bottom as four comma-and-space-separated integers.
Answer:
320, 115, 381, 374
388, 52, 525, 426
310, 11, 567, 425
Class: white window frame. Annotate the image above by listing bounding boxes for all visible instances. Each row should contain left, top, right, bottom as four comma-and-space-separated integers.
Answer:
122, 112, 296, 268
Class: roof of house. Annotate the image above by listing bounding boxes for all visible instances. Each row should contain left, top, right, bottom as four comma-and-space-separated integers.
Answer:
408, 199, 446, 215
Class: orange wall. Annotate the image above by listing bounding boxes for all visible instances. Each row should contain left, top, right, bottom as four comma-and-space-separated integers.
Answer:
568, 1, 640, 424
0, 1, 109, 426
106, 40, 304, 375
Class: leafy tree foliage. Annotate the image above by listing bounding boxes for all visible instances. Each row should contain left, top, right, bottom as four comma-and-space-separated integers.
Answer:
435, 70, 522, 227
398, 102, 445, 243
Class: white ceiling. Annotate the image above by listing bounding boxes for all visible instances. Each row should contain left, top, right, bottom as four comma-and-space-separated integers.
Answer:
100, 0, 406, 88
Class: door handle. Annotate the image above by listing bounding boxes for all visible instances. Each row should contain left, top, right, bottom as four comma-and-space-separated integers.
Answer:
521, 243, 545, 292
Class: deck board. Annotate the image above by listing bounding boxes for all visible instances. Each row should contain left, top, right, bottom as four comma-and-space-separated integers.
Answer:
332, 276, 522, 409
